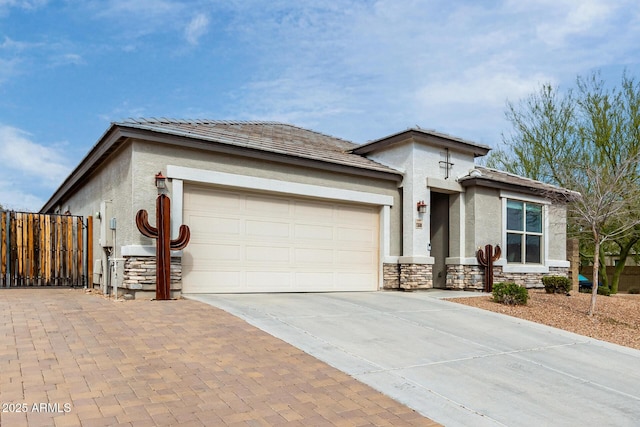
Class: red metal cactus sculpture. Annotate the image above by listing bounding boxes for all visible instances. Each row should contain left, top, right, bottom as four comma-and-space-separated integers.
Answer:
136, 194, 190, 300
476, 244, 501, 293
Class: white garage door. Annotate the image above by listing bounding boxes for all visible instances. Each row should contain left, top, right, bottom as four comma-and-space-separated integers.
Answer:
181, 184, 380, 293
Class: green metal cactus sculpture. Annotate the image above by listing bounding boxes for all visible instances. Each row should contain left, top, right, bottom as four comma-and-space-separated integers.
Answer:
476, 244, 501, 292
136, 194, 190, 300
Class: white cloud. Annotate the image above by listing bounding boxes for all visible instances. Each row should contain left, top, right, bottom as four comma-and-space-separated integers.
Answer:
418, 70, 555, 108
48, 52, 85, 67
0, 179, 43, 212
0, 57, 20, 84
90, 0, 187, 39
531, 0, 616, 46
219, 0, 639, 144
185, 13, 209, 45
0, 124, 70, 185
2, 0, 640, 175
0, 0, 48, 10
0, 35, 33, 50
0, 125, 71, 212
0, 35, 84, 84
98, 101, 149, 123
97, 0, 180, 18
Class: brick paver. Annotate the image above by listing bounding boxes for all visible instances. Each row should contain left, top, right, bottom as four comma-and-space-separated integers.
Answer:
0, 289, 440, 426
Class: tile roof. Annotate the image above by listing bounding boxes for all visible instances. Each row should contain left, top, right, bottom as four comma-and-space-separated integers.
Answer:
117, 118, 402, 176
458, 166, 580, 199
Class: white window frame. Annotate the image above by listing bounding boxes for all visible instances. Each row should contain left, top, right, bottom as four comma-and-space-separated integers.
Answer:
499, 191, 550, 273
506, 200, 543, 264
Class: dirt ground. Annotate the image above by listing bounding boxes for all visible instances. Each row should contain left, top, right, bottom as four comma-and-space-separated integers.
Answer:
446, 290, 640, 350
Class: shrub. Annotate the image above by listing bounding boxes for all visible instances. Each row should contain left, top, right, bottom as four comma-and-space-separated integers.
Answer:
628, 288, 640, 295
542, 276, 572, 294
493, 282, 529, 305
597, 285, 611, 296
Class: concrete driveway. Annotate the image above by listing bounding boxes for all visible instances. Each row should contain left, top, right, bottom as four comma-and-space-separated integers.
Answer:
188, 291, 640, 427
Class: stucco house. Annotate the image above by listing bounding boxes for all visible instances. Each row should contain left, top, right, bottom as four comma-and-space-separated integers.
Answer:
42, 119, 578, 298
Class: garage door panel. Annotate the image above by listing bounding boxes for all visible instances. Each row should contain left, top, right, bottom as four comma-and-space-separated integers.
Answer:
294, 223, 333, 240
187, 188, 242, 212
245, 220, 290, 238
294, 248, 333, 263
337, 205, 377, 224
245, 271, 292, 289
182, 184, 379, 293
294, 272, 335, 289
188, 243, 241, 263
246, 245, 290, 262
337, 227, 376, 243
182, 271, 242, 293
294, 200, 334, 217
336, 273, 376, 289
187, 215, 241, 237
336, 249, 376, 265
246, 195, 291, 213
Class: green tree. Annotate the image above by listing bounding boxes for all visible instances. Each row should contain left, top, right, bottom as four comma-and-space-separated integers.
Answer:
488, 71, 640, 304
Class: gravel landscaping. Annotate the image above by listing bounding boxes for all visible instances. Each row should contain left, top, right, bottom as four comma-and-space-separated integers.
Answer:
446, 290, 640, 350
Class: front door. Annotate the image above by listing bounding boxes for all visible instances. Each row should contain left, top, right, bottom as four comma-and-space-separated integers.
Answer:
430, 192, 450, 288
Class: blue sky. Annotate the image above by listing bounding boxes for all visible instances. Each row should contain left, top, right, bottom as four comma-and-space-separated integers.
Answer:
1, 0, 639, 211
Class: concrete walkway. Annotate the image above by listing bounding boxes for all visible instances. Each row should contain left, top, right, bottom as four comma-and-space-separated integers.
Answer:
0, 289, 438, 426
188, 291, 640, 427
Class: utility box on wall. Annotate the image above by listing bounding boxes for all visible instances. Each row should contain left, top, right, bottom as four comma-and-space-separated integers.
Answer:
99, 201, 113, 247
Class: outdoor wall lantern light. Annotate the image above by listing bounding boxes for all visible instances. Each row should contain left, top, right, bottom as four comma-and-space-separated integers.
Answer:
417, 200, 427, 213
155, 172, 167, 191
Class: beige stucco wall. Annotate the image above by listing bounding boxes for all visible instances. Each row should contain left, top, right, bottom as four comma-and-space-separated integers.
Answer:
56, 144, 133, 225
130, 140, 403, 255
448, 193, 462, 257
548, 203, 568, 261
465, 186, 501, 257
53, 143, 133, 288
364, 141, 477, 261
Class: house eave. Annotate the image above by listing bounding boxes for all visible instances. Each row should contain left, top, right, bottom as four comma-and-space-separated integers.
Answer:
41, 124, 128, 213
352, 129, 491, 158
459, 177, 579, 202
41, 124, 402, 213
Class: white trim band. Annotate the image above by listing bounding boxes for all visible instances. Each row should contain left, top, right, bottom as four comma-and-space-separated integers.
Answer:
167, 165, 394, 206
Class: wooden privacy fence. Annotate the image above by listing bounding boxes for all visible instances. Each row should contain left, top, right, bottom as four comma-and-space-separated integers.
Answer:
1, 211, 89, 287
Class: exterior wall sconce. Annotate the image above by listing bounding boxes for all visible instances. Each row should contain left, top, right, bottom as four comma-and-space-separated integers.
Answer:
155, 172, 167, 191
417, 200, 427, 213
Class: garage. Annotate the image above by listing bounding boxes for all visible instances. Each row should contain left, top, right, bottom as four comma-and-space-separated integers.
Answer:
181, 184, 380, 293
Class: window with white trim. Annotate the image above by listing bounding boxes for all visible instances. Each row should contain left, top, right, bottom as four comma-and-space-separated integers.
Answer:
506, 200, 543, 264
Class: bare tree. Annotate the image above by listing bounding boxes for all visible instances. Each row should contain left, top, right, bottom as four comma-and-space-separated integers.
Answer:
562, 154, 640, 315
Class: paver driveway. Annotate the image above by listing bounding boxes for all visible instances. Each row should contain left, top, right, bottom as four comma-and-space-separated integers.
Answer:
188, 291, 640, 427
0, 289, 438, 426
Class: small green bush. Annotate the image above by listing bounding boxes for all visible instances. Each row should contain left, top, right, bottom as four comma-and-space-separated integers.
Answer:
493, 282, 529, 305
628, 288, 640, 295
597, 285, 611, 296
542, 276, 572, 294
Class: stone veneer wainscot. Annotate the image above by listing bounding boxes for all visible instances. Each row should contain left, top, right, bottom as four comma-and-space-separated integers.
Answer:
383, 263, 433, 290
446, 265, 569, 291
121, 256, 182, 299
